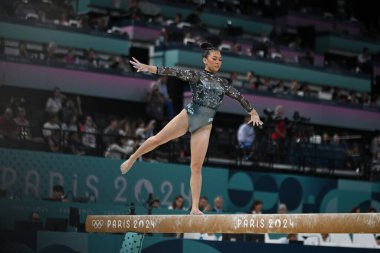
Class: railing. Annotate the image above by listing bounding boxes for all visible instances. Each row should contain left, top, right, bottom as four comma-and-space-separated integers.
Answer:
0, 124, 375, 180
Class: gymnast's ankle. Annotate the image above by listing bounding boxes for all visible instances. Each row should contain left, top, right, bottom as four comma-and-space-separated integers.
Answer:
190, 209, 204, 215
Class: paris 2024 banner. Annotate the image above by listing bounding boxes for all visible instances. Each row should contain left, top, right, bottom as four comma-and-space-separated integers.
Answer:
0, 148, 379, 213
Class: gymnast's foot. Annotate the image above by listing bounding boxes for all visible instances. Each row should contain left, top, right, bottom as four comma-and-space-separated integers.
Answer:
190, 209, 204, 215
120, 158, 136, 174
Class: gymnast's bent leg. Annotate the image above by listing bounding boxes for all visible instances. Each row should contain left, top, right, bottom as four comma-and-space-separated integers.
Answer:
120, 109, 189, 174
189, 124, 212, 215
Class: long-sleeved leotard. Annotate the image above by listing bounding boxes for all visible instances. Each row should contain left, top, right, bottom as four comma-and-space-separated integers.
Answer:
157, 67, 253, 132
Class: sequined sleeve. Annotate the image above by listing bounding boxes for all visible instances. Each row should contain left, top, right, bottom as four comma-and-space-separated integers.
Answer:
223, 80, 253, 113
157, 67, 200, 84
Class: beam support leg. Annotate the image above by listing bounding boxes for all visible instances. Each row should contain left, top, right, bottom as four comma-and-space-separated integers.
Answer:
120, 232, 144, 253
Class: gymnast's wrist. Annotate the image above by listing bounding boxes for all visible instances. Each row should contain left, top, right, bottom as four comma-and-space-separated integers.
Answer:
148, 65, 158, 74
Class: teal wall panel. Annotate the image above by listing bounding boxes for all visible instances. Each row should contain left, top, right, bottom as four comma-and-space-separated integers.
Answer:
0, 21, 130, 54
316, 35, 380, 54
160, 49, 370, 91
76, 0, 273, 34
1, 148, 379, 215
159, 5, 273, 34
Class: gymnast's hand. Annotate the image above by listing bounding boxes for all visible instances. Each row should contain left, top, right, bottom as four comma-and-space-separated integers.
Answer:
129, 57, 150, 72
248, 108, 263, 127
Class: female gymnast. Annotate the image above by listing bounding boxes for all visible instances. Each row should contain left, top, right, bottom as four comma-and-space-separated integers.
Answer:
120, 43, 263, 215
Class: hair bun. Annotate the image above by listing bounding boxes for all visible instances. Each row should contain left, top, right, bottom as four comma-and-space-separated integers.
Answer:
200, 42, 214, 49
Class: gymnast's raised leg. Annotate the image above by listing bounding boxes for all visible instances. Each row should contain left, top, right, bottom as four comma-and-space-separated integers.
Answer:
120, 109, 188, 174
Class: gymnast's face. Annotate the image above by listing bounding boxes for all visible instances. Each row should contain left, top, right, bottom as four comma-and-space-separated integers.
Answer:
203, 50, 222, 73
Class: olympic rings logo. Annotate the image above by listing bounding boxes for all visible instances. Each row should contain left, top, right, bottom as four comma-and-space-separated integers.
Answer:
92, 220, 104, 229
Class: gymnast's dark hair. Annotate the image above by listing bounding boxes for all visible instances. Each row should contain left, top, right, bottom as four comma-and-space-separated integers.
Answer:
200, 42, 218, 58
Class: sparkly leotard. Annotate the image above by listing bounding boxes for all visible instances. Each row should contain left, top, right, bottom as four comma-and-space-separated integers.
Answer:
157, 67, 253, 132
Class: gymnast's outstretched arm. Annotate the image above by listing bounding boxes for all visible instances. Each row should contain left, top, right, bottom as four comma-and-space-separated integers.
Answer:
223, 80, 263, 126
129, 57, 199, 83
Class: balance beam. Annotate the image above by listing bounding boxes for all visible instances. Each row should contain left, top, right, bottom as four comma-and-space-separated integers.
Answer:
85, 213, 380, 234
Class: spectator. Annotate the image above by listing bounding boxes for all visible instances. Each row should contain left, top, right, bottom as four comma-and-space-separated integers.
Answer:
345, 142, 361, 170
231, 42, 242, 55
156, 28, 168, 47
212, 196, 224, 213
42, 115, 61, 152
252, 39, 269, 58
42, 114, 60, 137
289, 80, 299, 96
269, 25, 284, 45
66, 131, 85, 155
288, 36, 302, 49
103, 117, 119, 147
8, 96, 27, 115
14, 3, 25, 18
0, 37, 4, 54
146, 83, 164, 121
321, 233, 331, 243
51, 184, 67, 202
237, 115, 255, 160
229, 72, 243, 87
318, 87, 333, 101
127, 0, 143, 20
246, 71, 257, 90
173, 13, 182, 26
86, 48, 98, 67
110, 56, 129, 71
45, 42, 57, 61
199, 196, 211, 212
0, 107, 17, 138
321, 132, 331, 145
118, 119, 134, 137
62, 96, 82, 123
183, 32, 197, 46
45, 87, 66, 117
36, 8, 46, 22
331, 133, 343, 147
62, 114, 79, 149
186, 7, 202, 28
59, 13, 69, 26
376, 235, 380, 246
271, 105, 286, 144
273, 80, 285, 94
348, 91, 358, 104
258, 78, 272, 92
299, 50, 314, 66
104, 135, 135, 159
13, 107, 32, 140
279, 233, 298, 244
367, 207, 377, 213
62, 114, 79, 145
370, 131, 380, 159
200, 233, 219, 241
150, 198, 160, 208
135, 119, 156, 141
91, 17, 107, 32
155, 76, 174, 119
30, 212, 41, 222
168, 195, 185, 210
357, 47, 372, 73
250, 200, 263, 214
152, 13, 165, 26
361, 93, 371, 107
19, 42, 29, 58
351, 206, 361, 213
62, 114, 79, 133
63, 48, 76, 64
80, 115, 97, 149
278, 203, 287, 214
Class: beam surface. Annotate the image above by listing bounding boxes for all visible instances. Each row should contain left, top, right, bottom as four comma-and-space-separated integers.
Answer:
86, 213, 380, 234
